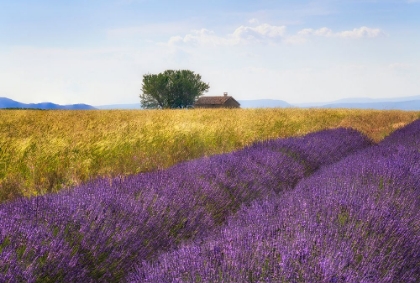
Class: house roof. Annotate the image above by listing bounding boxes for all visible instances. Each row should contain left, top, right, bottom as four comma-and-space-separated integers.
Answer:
194, 96, 240, 105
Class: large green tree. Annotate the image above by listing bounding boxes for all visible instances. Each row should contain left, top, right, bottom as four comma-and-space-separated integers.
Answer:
140, 70, 210, 109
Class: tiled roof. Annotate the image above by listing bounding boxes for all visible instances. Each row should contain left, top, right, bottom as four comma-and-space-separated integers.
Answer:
194, 96, 232, 105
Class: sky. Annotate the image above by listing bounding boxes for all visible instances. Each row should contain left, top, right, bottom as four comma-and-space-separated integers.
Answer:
0, 0, 419, 106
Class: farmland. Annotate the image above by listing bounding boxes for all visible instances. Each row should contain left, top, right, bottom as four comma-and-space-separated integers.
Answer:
0, 109, 419, 282
0, 108, 419, 202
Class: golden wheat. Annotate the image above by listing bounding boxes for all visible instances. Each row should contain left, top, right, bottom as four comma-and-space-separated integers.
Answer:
0, 108, 419, 202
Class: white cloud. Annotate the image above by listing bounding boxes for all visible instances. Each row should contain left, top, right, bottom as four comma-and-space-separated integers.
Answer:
168, 29, 233, 47
233, 23, 286, 41
168, 23, 287, 47
314, 27, 334, 37
286, 26, 386, 44
337, 26, 385, 39
298, 27, 333, 37
297, 28, 315, 36
248, 18, 259, 24
166, 22, 385, 49
168, 35, 184, 46
170, 23, 385, 50
297, 26, 384, 39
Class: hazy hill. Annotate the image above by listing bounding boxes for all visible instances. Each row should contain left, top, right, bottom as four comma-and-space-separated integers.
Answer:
322, 100, 420, 110
293, 95, 420, 110
237, 99, 292, 108
328, 95, 420, 104
0, 97, 96, 110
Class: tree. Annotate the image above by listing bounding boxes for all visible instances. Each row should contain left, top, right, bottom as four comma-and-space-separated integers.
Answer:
140, 70, 210, 109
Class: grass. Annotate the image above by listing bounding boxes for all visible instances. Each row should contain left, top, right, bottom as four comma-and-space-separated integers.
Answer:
0, 108, 419, 202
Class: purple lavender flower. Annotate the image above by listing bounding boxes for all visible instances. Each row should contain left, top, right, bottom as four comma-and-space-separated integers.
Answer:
129, 122, 419, 282
0, 127, 374, 282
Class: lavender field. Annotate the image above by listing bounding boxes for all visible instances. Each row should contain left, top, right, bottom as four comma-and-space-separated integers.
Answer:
1, 121, 419, 282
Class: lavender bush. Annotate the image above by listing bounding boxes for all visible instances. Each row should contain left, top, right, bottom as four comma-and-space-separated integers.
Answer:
379, 119, 420, 149
0, 128, 373, 282
130, 121, 420, 282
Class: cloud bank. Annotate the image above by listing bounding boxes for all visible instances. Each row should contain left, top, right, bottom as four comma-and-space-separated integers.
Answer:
168, 22, 385, 47
168, 23, 287, 47
298, 26, 385, 39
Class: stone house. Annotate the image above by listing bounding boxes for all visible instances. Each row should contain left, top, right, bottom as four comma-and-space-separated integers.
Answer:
194, 92, 240, 108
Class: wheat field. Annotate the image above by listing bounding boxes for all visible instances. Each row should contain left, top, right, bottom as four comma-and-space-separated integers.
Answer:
0, 108, 419, 202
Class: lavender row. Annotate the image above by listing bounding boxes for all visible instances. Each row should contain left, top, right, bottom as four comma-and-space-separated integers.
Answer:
131, 121, 420, 282
379, 118, 420, 149
0, 128, 372, 282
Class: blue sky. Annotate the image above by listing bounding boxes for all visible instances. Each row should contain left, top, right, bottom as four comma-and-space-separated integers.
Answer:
1, 0, 419, 105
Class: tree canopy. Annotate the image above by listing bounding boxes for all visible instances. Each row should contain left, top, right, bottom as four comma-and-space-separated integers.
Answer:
140, 70, 210, 109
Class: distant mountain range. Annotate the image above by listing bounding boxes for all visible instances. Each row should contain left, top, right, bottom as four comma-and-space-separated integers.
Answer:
243, 95, 420, 110
0, 97, 96, 110
2, 95, 420, 110
238, 99, 292, 108
321, 100, 420, 111
294, 95, 420, 109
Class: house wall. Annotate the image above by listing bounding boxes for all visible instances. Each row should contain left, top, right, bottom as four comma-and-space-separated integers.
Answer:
195, 103, 239, 108
194, 104, 217, 108
194, 98, 240, 108
224, 99, 240, 108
